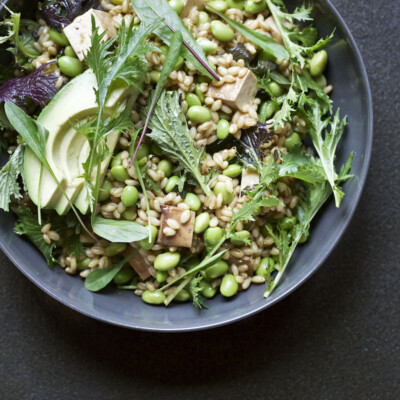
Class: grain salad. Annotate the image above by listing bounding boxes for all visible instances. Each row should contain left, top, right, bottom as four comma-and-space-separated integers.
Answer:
0, 0, 353, 309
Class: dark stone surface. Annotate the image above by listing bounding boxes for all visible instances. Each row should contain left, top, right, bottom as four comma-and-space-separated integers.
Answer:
0, 0, 399, 398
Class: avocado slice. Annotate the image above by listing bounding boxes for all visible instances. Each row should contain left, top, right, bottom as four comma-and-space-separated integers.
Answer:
24, 70, 137, 215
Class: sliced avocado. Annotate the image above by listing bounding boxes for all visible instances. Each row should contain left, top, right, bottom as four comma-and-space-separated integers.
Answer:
24, 70, 137, 215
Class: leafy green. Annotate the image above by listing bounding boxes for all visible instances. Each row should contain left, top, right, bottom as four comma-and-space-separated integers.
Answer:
0, 145, 24, 212
92, 216, 149, 243
190, 275, 207, 311
14, 206, 57, 266
147, 91, 212, 196
131, 0, 216, 80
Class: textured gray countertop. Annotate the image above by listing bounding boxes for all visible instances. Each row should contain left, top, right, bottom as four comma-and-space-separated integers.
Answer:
0, 0, 399, 399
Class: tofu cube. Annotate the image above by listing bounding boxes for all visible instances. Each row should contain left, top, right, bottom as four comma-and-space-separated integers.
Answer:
181, 0, 205, 19
123, 247, 151, 281
241, 168, 260, 191
157, 206, 195, 248
64, 9, 117, 61
207, 70, 258, 112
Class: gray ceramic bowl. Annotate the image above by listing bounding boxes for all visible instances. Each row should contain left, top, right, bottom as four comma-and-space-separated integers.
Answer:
0, 0, 372, 331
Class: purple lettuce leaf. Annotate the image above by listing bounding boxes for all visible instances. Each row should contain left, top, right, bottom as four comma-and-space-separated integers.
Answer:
0, 63, 58, 109
40, 0, 100, 32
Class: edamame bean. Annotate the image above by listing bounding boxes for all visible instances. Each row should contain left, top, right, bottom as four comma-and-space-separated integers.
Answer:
279, 216, 297, 231
122, 206, 136, 221
226, 0, 244, 10
220, 274, 238, 297
256, 257, 274, 277
199, 280, 217, 298
64, 46, 77, 58
268, 81, 284, 97
217, 119, 230, 139
113, 266, 134, 285
184, 193, 201, 211
139, 225, 158, 251
194, 212, 210, 234
136, 143, 149, 160
150, 70, 161, 83
110, 165, 130, 182
57, 56, 84, 78
310, 50, 328, 77
151, 143, 163, 156
174, 289, 191, 302
284, 132, 302, 150
315, 74, 327, 89
205, 260, 229, 279
174, 56, 185, 71
156, 271, 168, 283
169, 0, 184, 14
105, 242, 127, 257
244, 0, 266, 14
223, 164, 242, 178
210, 20, 235, 42
207, 0, 228, 13
230, 230, 250, 245
142, 290, 166, 305
159, 45, 169, 57
77, 258, 91, 271
186, 93, 202, 108
197, 38, 218, 54
98, 178, 113, 202
204, 227, 223, 247
121, 185, 139, 206
195, 84, 205, 103
49, 28, 70, 46
259, 100, 277, 122
154, 252, 181, 271
197, 11, 209, 26
165, 176, 180, 193
158, 159, 173, 177
187, 105, 212, 123
111, 152, 123, 168
214, 181, 234, 204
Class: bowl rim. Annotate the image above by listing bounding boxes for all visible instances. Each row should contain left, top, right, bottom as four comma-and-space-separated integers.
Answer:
0, 0, 373, 332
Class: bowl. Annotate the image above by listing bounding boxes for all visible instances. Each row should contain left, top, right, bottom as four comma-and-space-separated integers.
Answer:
0, 0, 373, 331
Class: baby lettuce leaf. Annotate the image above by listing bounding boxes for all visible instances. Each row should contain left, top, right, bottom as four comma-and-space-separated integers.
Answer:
92, 216, 149, 243
147, 90, 213, 196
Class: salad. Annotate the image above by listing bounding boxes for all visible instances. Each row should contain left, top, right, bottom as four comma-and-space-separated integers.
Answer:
0, 0, 353, 309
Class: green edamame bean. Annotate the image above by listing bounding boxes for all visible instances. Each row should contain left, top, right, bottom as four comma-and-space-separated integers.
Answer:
64, 46, 77, 58
199, 280, 217, 298
169, 0, 184, 14
284, 132, 302, 150
154, 252, 181, 271
151, 143, 163, 156
204, 227, 223, 247
186, 93, 202, 108
259, 100, 277, 122
210, 20, 235, 42
49, 28, 70, 46
315, 74, 327, 89
256, 257, 274, 277
142, 290, 166, 305
220, 274, 238, 297
111, 153, 123, 168
121, 186, 139, 206
150, 70, 161, 83
205, 260, 229, 279
174, 289, 191, 302
194, 212, 210, 234
207, 0, 228, 13
279, 216, 297, 231
174, 56, 185, 71
98, 178, 113, 202
159, 45, 169, 57
113, 266, 134, 285
122, 206, 136, 221
110, 165, 130, 182
223, 164, 242, 178
310, 50, 328, 77
156, 271, 168, 283
136, 143, 149, 160
226, 0, 244, 10
57, 56, 84, 78
105, 242, 127, 257
165, 176, 180, 193
184, 193, 201, 211
197, 11, 209, 26
214, 181, 234, 204
195, 84, 205, 103
139, 225, 158, 251
77, 258, 91, 271
244, 0, 266, 14
197, 38, 218, 54
268, 81, 284, 97
158, 159, 173, 177
230, 230, 250, 245
187, 105, 211, 123
217, 119, 230, 139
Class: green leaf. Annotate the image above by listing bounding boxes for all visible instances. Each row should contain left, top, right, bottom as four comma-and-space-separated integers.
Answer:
92, 216, 149, 243
84, 253, 136, 292
0, 145, 24, 212
131, 0, 216, 80
147, 91, 212, 196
